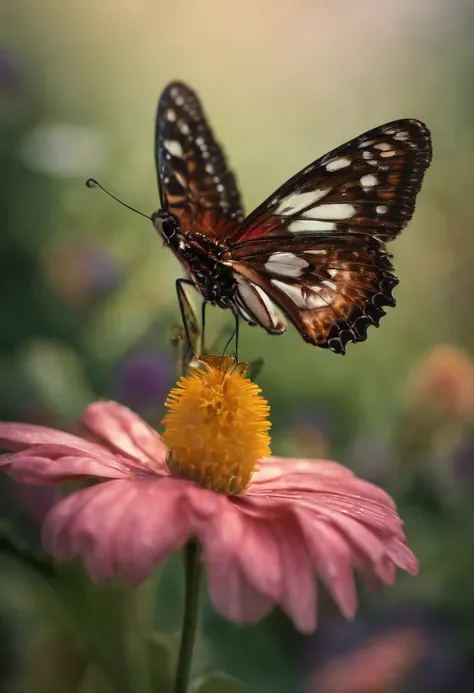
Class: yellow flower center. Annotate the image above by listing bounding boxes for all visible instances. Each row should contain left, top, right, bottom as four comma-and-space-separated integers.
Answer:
162, 355, 271, 495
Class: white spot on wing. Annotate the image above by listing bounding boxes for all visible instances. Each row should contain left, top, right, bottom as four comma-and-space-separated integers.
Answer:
271, 280, 307, 309
306, 290, 330, 309
275, 189, 330, 215
376, 205, 388, 215
265, 253, 309, 278
164, 139, 183, 157
328, 268, 338, 278
166, 109, 176, 122
394, 131, 409, 141
271, 280, 330, 310
288, 220, 336, 233
305, 249, 327, 255
358, 139, 376, 148
360, 174, 378, 188
178, 121, 190, 135
374, 142, 392, 151
236, 280, 282, 330
304, 203, 356, 220
325, 157, 351, 172
362, 151, 372, 160
380, 150, 397, 158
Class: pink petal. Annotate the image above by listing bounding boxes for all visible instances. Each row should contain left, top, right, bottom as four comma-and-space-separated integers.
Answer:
385, 537, 419, 575
195, 499, 244, 569
114, 477, 192, 584
314, 508, 395, 580
81, 401, 167, 471
314, 503, 418, 578
44, 477, 192, 584
0, 422, 111, 456
295, 507, 358, 619
230, 504, 283, 603
209, 560, 274, 624
0, 444, 149, 484
183, 482, 229, 523
205, 544, 274, 625
44, 480, 140, 578
250, 459, 396, 511
174, 482, 279, 624
275, 517, 316, 633
191, 498, 273, 624
193, 492, 316, 632
251, 458, 356, 486
297, 493, 406, 539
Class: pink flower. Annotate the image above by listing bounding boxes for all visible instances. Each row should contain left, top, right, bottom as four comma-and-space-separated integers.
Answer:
0, 358, 418, 634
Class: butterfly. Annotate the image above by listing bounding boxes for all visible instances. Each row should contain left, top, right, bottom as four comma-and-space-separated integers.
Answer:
152, 81, 432, 354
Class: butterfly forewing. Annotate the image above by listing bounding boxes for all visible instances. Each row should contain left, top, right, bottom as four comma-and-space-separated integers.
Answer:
156, 82, 244, 239
232, 119, 431, 244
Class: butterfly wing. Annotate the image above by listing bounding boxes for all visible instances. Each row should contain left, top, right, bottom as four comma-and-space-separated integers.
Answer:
225, 119, 431, 352
231, 119, 431, 244
156, 81, 244, 239
228, 234, 397, 353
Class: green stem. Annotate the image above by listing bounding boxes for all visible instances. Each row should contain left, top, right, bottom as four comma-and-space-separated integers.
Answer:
174, 541, 202, 693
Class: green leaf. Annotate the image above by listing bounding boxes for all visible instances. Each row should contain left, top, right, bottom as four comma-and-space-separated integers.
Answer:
191, 673, 252, 693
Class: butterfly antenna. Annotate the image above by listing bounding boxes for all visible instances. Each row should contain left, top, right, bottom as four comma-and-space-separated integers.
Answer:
86, 178, 151, 220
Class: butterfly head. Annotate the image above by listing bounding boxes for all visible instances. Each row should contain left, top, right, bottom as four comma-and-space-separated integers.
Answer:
152, 210, 181, 248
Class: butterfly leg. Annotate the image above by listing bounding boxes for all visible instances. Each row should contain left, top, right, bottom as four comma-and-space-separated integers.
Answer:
201, 300, 207, 353
222, 308, 241, 361
233, 310, 240, 362
175, 278, 198, 359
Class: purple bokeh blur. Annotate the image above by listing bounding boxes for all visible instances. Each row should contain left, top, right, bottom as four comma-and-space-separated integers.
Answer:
115, 350, 175, 414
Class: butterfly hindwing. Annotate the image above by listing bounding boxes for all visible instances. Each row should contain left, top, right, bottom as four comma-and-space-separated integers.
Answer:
156, 82, 243, 239
232, 119, 431, 244
228, 234, 398, 353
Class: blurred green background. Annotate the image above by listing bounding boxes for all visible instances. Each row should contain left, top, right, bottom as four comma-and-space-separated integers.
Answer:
2, 1, 474, 691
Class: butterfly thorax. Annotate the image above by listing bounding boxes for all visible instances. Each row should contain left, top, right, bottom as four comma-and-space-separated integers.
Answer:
180, 233, 236, 306
153, 211, 235, 306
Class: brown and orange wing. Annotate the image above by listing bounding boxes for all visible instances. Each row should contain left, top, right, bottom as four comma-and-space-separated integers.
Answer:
225, 119, 431, 352
156, 81, 243, 239
228, 234, 397, 353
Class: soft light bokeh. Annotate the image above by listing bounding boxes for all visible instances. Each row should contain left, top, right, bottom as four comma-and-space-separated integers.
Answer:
1, 1, 474, 691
